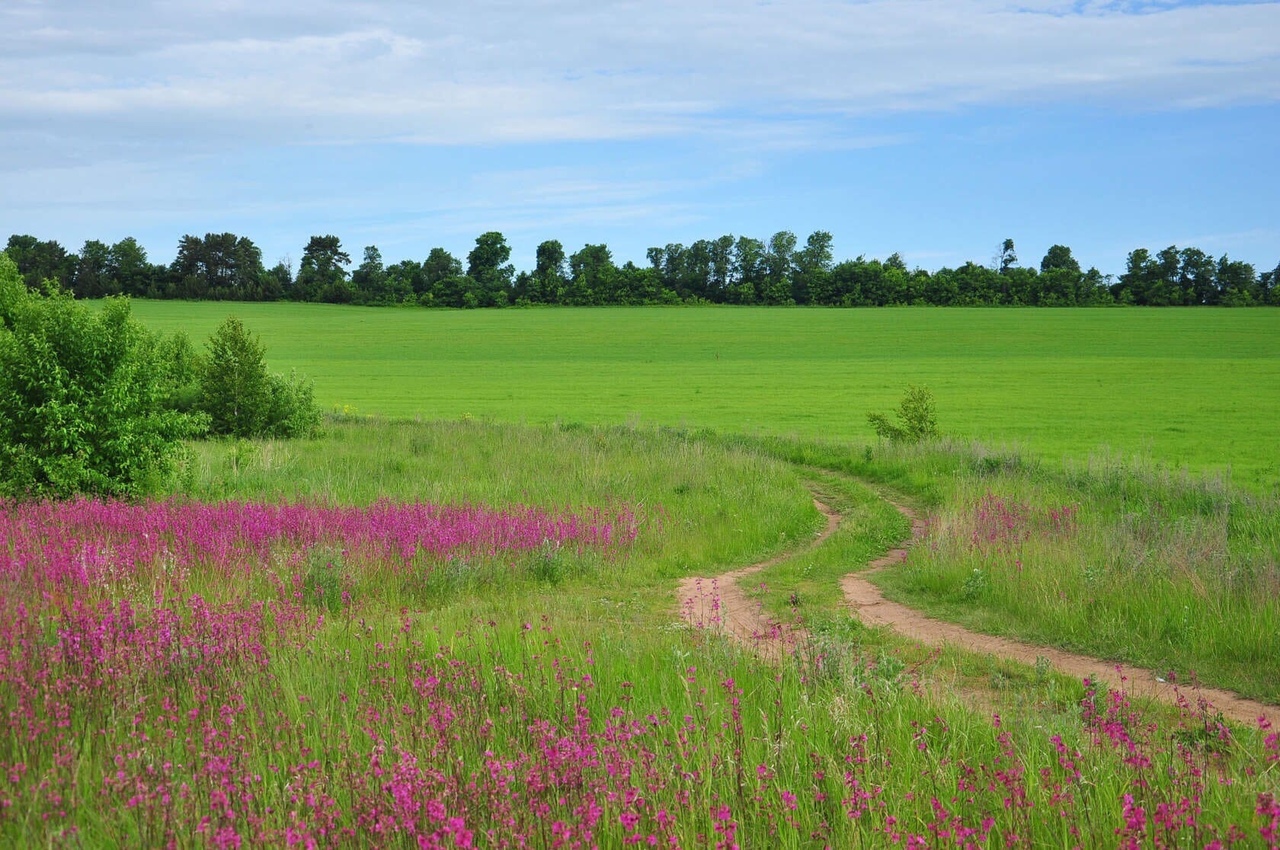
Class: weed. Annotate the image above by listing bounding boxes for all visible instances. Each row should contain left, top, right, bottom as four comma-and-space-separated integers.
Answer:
961, 567, 990, 600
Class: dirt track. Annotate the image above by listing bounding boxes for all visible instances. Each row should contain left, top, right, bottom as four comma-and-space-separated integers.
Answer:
677, 491, 1277, 727
676, 498, 840, 664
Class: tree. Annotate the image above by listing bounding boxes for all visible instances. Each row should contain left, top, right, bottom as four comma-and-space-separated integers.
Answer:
647, 243, 689, 300
262, 259, 292, 301
198, 317, 273, 437
613, 261, 672, 305
197, 317, 319, 438
1040, 245, 1080, 275
169, 233, 269, 300
566, 244, 616, 306
466, 232, 514, 307
382, 260, 420, 304
421, 248, 463, 299
5, 235, 74, 290
526, 239, 567, 304
706, 235, 736, 303
1150, 246, 1183, 306
997, 238, 1018, 275
72, 239, 116, 298
730, 236, 767, 304
109, 237, 151, 296
794, 230, 835, 304
295, 235, 351, 302
0, 252, 199, 498
949, 261, 1001, 305
1215, 255, 1258, 307
1177, 248, 1216, 306
762, 231, 797, 305
351, 245, 391, 304
683, 239, 713, 301
1037, 245, 1084, 306
1262, 262, 1280, 306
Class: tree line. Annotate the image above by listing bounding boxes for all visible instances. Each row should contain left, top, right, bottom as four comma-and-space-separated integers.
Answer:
5, 231, 1278, 308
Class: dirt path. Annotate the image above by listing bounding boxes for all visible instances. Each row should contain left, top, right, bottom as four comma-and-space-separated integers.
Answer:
677, 491, 1278, 727
676, 498, 839, 663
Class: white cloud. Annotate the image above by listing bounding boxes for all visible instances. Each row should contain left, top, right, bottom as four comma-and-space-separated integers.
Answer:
2, 0, 1277, 274
1, 0, 1277, 160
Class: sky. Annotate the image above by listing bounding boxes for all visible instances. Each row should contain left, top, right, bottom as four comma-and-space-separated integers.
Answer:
2, 0, 1278, 278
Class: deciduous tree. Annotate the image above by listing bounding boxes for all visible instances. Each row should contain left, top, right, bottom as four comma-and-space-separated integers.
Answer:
0, 253, 198, 498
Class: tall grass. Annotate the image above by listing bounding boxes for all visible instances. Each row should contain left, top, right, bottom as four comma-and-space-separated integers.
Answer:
859, 440, 1280, 703
172, 418, 820, 598
3, 594, 1277, 846
5, 419, 1280, 845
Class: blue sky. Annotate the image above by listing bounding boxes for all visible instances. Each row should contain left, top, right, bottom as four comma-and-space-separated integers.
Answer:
2, 0, 1277, 277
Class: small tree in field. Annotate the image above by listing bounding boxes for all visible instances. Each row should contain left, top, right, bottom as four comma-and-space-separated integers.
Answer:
867, 385, 939, 443
199, 317, 272, 437
198, 316, 319, 439
0, 252, 200, 499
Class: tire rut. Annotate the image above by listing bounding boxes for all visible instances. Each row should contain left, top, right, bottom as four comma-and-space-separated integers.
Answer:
675, 488, 1277, 727
844, 499, 1277, 727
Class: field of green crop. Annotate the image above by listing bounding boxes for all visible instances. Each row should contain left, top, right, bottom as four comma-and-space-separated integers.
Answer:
127, 302, 1280, 492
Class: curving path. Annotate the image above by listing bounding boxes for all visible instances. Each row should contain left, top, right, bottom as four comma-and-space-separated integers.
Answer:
678, 489, 1277, 727
677, 497, 840, 664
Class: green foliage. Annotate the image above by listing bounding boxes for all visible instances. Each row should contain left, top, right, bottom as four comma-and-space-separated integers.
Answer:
155, 330, 205, 413
294, 235, 351, 303
177, 418, 815, 592
198, 316, 272, 437
867, 384, 939, 443
301, 549, 349, 613
264, 368, 321, 439
16, 224, 1280, 306
0, 252, 200, 499
197, 316, 319, 439
847, 437, 1280, 701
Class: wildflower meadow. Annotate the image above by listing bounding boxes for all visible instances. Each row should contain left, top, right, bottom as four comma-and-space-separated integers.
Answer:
1, 420, 1278, 847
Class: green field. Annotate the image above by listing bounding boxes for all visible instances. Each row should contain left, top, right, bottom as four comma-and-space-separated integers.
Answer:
127, 302, 1280, 491
8, 299, 1280, 845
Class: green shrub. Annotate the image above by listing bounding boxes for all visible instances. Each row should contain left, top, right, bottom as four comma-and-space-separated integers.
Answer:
155, 330, 205, 414
265, 368, 322, 439
197, 316, 319, 439
867, 384, 939, 443
0, 253, 202, 499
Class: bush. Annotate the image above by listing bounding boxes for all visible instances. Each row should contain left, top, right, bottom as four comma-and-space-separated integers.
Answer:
0, 253, 202, 499
197, 316, 319, 439
155, 330, 205, 414
867, 384, 940, 443
264, 368, 322, 439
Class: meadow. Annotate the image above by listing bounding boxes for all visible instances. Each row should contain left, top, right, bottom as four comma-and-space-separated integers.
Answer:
5, 304, 1280, 846
126, 302, 1280, 493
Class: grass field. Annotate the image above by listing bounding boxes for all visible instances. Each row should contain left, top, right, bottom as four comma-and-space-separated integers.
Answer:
7, 421, 1280, 846
9, 302, 1280, 845
126, 302, 1280, 492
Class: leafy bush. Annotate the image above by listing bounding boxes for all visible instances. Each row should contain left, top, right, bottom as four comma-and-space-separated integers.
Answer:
0, 253, 202, 499
867, 384, 939, 443
155, 330, 205, 413
263, 368, 321, 438
197, 316, 319, 439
